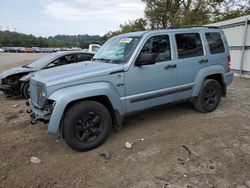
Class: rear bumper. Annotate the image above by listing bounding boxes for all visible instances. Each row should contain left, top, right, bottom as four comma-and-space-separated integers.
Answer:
225, 72, 233, 86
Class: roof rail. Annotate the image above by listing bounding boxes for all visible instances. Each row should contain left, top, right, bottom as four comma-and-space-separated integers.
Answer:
167, 26, 219, 29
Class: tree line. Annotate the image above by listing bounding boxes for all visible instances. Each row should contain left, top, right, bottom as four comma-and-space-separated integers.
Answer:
0, 31, 101, 48
1, 0, 249, 47
102, 0, 250, 40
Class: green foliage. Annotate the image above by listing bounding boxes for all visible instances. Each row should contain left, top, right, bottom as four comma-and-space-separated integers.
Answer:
101, 18, 147, 42
142, 0, 250, 28
0, 31, 101, 48
1, 0, 249, 47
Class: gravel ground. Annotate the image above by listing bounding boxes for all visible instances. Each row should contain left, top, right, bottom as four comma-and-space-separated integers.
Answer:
0, 54, 250, 188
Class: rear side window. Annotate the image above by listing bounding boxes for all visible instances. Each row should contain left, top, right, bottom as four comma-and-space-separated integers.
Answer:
77, 53, 93, 62
175, 33, 204, 59
205, 32, 225, 54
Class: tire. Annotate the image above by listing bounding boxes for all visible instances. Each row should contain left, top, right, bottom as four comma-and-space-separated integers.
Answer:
63, 101, 112, 151
22, 82, 30, 99
193, 79, 222, 113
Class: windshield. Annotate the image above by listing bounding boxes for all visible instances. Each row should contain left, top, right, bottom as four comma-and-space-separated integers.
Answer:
93, 36, 141, 63
27, 53, 58, 69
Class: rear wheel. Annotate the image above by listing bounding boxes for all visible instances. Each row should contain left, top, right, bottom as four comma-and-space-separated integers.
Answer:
63, 101, 112, 151
193, 79, 222, 112
22, 82, 30, 99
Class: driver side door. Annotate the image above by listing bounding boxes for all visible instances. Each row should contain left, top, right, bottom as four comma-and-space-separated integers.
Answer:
124, 34, 178, 113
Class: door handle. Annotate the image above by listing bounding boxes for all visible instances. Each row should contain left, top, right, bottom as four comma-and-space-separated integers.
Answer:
199, 59, 208, 64
165, 64, 177, 69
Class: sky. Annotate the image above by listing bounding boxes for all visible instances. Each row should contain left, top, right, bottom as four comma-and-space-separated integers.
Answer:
0, 0, 145, 37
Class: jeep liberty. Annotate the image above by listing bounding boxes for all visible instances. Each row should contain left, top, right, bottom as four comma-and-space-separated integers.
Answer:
28, 27, 233, 151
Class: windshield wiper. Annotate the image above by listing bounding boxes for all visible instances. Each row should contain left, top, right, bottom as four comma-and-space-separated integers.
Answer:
22, 65, 32, 68
92, 58, 111, 63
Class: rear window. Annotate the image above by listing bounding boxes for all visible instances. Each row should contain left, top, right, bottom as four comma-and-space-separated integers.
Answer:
175, 33, 204, 59
205, 32, 225, 54
77, 53, 93, 62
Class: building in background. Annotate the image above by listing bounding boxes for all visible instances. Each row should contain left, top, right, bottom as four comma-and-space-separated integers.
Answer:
208, 15, 250, 76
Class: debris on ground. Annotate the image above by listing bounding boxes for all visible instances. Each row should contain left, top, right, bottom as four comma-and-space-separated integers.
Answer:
138, 138, 144, 141
182, 145, 200, 157
125, 141, 133, 149
26, 109, 32, 113
99, 151, 112, 161
12, 104, 20, 108
18, 109, 24, 113
31, 156, 41, 164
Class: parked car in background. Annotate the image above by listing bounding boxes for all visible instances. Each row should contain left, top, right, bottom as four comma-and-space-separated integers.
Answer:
0, 51, 94, 99
32, 47, 41, 53
83, 44, 101, 53
23, 48, 34, 53
0, 48, 4, 52
28, 27, 233, 151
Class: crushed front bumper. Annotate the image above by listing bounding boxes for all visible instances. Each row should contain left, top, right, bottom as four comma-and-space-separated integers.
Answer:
28, 99, 52, 124
0, 84, 11, 91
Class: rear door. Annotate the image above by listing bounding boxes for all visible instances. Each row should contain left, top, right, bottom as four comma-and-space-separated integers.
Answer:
174, 32, 208, 100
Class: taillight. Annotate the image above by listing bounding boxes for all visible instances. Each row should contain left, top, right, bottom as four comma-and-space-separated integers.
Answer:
227, 55, 231, 72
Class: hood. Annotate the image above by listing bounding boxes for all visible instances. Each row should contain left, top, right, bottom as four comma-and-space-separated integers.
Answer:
32, 61, 124, 86
0, 66, 35, 79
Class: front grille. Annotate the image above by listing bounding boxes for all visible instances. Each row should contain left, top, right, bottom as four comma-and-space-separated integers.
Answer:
30, 80, 38, 106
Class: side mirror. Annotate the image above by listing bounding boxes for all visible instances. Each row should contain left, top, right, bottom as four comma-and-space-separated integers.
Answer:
135, 53, 155, 66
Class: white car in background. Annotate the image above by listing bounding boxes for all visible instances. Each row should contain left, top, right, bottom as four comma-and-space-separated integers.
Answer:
0, 48, 4, 52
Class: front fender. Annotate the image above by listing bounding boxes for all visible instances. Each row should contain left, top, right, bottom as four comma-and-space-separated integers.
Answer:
192, 65, 226, 97
19, 73, 34, 82
47, 82, 125, 135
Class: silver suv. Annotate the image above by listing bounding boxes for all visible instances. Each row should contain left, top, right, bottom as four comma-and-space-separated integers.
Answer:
28, 27, 233, 151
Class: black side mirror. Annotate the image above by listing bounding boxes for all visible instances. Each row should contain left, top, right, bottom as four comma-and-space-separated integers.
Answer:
135, 53, 156, 66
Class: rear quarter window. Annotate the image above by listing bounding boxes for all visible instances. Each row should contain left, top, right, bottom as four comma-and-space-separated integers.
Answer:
77, 53, 93, 62
205, 32, 225, 54
175, 33, 204, 59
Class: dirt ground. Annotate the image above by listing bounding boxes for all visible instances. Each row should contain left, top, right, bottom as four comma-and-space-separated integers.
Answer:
0, 54, 250, 188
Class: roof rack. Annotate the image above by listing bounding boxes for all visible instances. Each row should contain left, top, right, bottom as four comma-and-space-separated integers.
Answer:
167, 26, 219, 29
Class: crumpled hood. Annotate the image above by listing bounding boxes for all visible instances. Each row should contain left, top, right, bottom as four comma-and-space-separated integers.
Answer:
32, 61, 124, 86
0, 66, 35, 79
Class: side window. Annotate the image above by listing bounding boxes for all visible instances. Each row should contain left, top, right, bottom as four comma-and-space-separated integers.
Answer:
141, 35, 171, 63
205, 32, 225, 54
77, 53, 93, 62
47, 54, 76, 68
64, 54, 77, 64
175, 33, 204, 59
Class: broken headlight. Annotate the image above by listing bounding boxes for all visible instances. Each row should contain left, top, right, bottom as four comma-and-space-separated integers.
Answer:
37, 84, 46, 107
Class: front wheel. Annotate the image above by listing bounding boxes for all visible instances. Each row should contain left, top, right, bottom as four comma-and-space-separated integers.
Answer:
22, 82, 30, 99
63, 101, 112, 151
193, 79, 222, 113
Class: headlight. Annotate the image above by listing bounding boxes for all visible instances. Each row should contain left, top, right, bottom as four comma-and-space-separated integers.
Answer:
37, 84, 46, 107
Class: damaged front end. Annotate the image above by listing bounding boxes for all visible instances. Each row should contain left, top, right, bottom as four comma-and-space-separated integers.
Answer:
27, 80, 55, 125
0, 76, 21, 96
27, 99, 55, 125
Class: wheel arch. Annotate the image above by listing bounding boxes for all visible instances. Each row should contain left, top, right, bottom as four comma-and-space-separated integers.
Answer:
47, 82, 126, 135
204, 74, 226, 96
192, 65, 226, 97
60, 95, 123, 138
